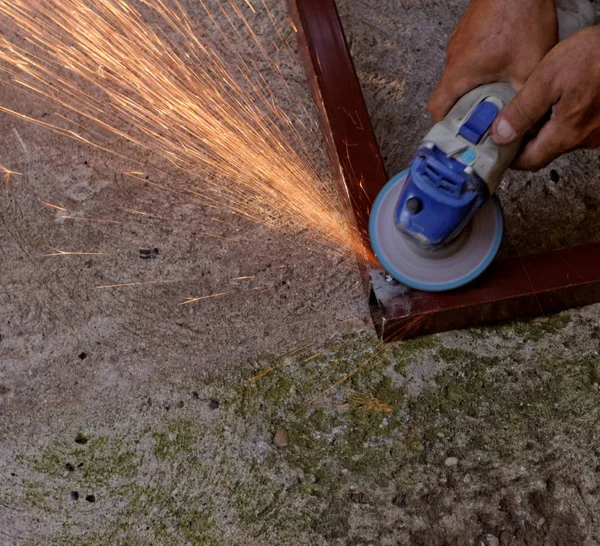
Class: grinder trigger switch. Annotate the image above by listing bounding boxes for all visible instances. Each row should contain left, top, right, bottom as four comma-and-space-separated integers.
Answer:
458, 101, 499, 144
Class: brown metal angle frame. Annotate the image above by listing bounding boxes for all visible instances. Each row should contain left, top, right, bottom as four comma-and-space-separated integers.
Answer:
288, 0, 600, 342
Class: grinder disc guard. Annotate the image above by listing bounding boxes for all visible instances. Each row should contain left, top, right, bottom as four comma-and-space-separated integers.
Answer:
369, 169, 504, 291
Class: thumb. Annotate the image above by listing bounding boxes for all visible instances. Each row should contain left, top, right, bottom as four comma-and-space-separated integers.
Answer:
491, 70, 558, 145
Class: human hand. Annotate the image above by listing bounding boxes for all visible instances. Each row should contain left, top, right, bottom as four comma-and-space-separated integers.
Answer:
491, 26, 600, 171
428, 0, 558, 122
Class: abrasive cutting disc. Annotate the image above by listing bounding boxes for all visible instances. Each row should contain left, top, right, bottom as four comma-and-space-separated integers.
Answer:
369, 169, 504, 291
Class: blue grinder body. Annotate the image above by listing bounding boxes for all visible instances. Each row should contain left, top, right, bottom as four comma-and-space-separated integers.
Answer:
396, 144, 490, 250
369, 82, 521, 292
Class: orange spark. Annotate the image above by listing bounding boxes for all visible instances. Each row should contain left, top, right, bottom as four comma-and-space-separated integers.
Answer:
96, 280, 176, 289
59, 215, 123, 225
0, 165, 21, 187
119, 207, 164, 219
304, 346, 387, 408
40, 247, 104, 257
180, 292, 230, 305
39, 199, 66, 211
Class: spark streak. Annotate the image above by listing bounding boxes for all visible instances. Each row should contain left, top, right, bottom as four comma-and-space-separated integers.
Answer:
40, 247, 104, 257
59, 215, 123, 225
39, 200, 66, 211
0, 165, 21, 187
304, 346, 387, 408
119, 207, 164, 219
180, 292, 230, 305
96, 280, 176, 289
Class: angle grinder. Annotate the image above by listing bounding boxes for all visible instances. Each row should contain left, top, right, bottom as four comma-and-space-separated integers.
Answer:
369, 0, 597, 292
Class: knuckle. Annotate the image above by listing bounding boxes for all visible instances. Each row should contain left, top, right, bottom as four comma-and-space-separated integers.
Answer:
508, 97, 538, 129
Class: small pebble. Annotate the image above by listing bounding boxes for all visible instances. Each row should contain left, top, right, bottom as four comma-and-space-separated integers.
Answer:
74, 433, 89, 445
78, 352, 87, 360
70, 491, 79, 501
273, 427, 289, 448
139, 248, 159, 259
499, 531, 513, 545
444, 456, 459, 467
478, 534, 500, 546
85, 494, 96, 503
65, 463, 75, 472
294, 467, 305, 482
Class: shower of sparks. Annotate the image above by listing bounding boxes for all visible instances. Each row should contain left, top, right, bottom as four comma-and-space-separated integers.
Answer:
0, 165, 21, 187
40, 247, 104, 257
96, 279, 176, 289
180, 292, 230, 305
0, 0, 374, 262
304, 345, 388, 408
345, 390, 394, 414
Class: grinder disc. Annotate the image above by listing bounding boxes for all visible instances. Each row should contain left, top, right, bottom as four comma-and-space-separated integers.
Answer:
369, 169, 503, 291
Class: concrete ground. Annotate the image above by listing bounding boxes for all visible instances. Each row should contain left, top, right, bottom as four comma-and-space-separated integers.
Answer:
1, 0, 600, 544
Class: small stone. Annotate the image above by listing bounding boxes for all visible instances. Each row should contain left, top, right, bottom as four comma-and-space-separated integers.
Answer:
445, 456, 459, 467
478, 534, 500, 546
208, 399, 220, 410
273, 428, 289, 448
65, 463, 75, 472
74, 433, 89, 445
70, 491, 79, 501
85, 494, 96, 503
499, 531, 514, 545
294, 467, 305, 482
78, 352, 87, 360
139, 248, 159, 260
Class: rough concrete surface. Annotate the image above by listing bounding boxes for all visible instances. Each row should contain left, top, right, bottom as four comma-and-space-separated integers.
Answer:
1, 0, 600, 544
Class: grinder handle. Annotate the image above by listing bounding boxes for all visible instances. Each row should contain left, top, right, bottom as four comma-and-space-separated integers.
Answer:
427, 0, 597, 194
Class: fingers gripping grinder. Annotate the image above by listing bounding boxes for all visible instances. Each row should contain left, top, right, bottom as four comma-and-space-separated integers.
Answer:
369, 0, 597, 291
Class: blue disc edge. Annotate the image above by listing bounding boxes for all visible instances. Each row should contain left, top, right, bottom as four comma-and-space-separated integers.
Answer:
368, 168, 504, 292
